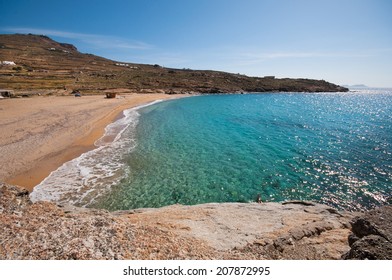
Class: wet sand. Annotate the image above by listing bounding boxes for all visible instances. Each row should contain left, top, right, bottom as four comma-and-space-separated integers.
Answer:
0, 93, 181, 191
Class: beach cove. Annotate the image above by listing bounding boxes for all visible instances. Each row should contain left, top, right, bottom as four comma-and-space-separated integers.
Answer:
24, 90, 392, 212
0, 93, 182, 190
0, 91, 392, 260
1, 0, 392, 263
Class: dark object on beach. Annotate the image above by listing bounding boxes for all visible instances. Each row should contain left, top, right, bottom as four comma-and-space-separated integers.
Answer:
256, 194, 262, 203
72, 89, 81, 97
0, 89, 14, 98
106, 92, 116, 99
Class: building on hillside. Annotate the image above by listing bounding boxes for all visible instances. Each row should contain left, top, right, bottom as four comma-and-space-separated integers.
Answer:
1, 61, 16, 66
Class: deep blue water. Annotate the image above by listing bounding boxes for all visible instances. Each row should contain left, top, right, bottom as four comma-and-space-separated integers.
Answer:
32, 90, 392, 211
93, 90, 392, 211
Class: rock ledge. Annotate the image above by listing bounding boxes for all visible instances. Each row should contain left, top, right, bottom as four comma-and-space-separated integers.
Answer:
0, 183, 362, 260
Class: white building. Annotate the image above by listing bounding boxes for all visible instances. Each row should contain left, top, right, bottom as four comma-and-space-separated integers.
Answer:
1, 61, 16, 66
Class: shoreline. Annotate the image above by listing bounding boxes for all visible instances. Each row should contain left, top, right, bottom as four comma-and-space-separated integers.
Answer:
1, 93, 183, 191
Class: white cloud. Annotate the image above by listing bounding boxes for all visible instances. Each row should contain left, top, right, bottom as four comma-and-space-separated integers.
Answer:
3, 27, 153, 50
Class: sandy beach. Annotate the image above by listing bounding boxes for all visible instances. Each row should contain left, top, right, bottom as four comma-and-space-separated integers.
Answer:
0, 93, 180, 191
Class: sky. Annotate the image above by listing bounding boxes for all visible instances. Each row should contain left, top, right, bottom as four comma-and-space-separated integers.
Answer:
1, 0, 391, 87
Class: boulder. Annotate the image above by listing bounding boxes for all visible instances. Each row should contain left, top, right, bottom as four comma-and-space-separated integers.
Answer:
343, 206, 392, 259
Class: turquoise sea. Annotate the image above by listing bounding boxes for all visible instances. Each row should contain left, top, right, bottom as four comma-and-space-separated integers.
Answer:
31, 89, 392, 211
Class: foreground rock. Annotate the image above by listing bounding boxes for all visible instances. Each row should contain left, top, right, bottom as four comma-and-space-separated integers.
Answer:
1, 183, 355, 259
0, 184, 134, 259
343, 206, 392, 260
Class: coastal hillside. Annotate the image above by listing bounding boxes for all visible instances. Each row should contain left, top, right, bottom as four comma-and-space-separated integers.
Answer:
0, 34, 348, 95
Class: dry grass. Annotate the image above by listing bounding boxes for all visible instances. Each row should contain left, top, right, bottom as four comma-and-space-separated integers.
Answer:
0, 34, 348, 95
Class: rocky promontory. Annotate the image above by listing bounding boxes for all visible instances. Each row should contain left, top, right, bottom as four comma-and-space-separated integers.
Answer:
6, 183, 390, 260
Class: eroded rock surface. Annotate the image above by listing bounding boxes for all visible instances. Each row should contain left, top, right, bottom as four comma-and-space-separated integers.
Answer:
0, 183, 135, 259
123, 201, 355, 259
343, 206, 392, 260
1, 183, 356, 259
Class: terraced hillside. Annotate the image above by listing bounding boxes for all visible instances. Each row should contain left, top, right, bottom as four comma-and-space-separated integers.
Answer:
0, 34, 348, 95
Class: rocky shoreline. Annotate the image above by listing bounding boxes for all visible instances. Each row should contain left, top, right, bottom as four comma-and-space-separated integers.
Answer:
1, 183, 390, 260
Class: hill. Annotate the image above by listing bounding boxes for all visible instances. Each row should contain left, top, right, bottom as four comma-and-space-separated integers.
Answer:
0, 34, 348, 95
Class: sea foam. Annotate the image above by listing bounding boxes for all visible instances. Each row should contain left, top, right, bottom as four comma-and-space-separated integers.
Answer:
30, 100, 163, 207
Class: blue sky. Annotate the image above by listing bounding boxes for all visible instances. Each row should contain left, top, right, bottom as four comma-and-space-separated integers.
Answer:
1, 0, 391, 87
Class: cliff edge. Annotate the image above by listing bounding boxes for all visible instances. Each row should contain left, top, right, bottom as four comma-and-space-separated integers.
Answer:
2, 183, 387, 260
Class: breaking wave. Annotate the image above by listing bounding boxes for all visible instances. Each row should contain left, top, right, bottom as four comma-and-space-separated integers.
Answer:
30, 100, 163, 206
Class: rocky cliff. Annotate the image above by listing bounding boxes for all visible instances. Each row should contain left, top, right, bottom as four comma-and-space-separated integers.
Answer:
4, 183, 382, 260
